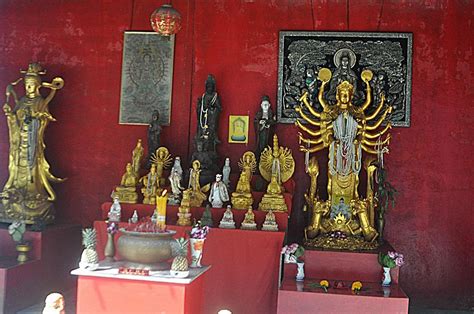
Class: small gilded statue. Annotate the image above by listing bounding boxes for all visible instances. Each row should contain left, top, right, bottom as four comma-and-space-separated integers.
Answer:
258, 172, 287, 212
261, 210, 279, 232
147, 110, 162, 167
139, 164, 159, 205
112, 163, 138, 203
240, 206, 257, 230
131, 139, 144, 180
177, 189, 192, 226
297, 64, 392, 249
259, 134, 295, 190
208, 174, 229, 208
230, 151, 256, 209
187, 160, 208, 207
150, 147, 173, 188
219, 205, 235, 229
0, 63, 64, 224
254, 95, 276, 161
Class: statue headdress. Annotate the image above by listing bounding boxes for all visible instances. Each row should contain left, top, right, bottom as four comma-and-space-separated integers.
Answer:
21, 63, 46, 77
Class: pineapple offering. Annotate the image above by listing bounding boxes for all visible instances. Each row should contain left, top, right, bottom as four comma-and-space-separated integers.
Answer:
170, 237, 189, 277
79, 228, 99, 270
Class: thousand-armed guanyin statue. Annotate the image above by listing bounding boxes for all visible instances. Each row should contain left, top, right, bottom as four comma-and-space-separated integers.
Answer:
297, 66, 392, 250
0, 63, 65, 224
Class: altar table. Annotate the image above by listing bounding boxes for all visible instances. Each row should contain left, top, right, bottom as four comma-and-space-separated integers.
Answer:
71, 266, 210, 314
277, 278, 409, 314
94, 221, 285, 314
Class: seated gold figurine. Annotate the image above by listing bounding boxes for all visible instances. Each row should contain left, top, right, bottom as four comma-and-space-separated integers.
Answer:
258, 172, 287, 212
140, 164, 159, 205
113, 163, 138, 203
261, 209, 278, 231
240, 206, 257, 230
187, 160, 207, 207
231, 170, 253, 209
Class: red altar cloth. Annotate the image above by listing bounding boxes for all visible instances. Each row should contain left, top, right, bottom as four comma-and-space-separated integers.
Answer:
94, 221, 285, 314
100, 200, 291, 232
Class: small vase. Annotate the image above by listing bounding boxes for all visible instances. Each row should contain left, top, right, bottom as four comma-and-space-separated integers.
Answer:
296, 262, 305, 281
190, 238, 205, 268
104, 233, 115, 262
382, 266, 392, 286
16, 244, 31, 263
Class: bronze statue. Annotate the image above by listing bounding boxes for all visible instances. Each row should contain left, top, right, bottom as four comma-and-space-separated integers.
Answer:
190, 75, 222, 186
0, 63, 64, 224
254, 95, 276, 161
147, 110, 162, 167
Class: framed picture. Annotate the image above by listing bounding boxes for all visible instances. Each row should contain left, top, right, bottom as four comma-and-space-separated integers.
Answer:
277, 31, 413, 127
119, 31, 175, 125
228, 115, 249, 144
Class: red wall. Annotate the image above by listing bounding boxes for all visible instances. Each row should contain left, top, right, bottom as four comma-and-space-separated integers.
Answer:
0, 0, 472, 310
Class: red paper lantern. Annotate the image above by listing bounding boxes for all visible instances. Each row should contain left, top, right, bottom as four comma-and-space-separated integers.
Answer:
150, 4, 182, 36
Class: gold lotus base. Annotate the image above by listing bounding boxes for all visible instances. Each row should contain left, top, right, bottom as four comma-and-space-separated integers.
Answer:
231, 194, 253, 210
112, 189, 138, 204
258, 195, 287, 212
304, 234, 379, 251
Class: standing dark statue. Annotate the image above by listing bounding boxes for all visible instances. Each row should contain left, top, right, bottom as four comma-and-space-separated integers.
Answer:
147, 110, 162, 167
254, 95, 276, 161
190, 75, 222, 186
196, 74, 221, 152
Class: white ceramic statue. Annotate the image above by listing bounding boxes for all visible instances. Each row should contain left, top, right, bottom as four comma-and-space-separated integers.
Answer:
222, 157, 231, 188
262, 210, 279, 231
108, 197, 121, 222
219, 205, 236, 229
42, 292, 65, 314
209, 174, 229, 208
172, 156, 184, 178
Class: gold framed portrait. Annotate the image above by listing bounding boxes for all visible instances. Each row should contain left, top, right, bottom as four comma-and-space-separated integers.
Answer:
228, 115, 249, 144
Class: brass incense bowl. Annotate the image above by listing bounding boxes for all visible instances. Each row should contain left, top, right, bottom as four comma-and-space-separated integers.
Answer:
117, 229, 176, 267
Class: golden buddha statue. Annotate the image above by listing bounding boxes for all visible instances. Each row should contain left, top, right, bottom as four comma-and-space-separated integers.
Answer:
113, 163, 138, 203
230, 151, 256, 210
259, 134, 295, 191
0, 63, 65, 224
131, 139, 144, 180
139, 164, 159, 204
258, 172, 287, 212
297, 67, 392, 250
150, 147, 173, 188
177, 189, 192, 226
187, 160, 208, 207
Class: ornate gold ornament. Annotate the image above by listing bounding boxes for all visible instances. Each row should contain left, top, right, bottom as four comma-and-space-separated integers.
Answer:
297, 67, 392, 250
0, 63, 64, 224
259, 134, 295, 187
150, 146, 173, 188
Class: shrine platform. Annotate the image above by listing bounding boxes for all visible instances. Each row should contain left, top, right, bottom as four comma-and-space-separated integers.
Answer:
279, 245, 409, 314
0, 224, 81, 313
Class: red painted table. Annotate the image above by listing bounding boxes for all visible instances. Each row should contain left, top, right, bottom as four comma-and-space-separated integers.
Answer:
71, 266, 210, 314
94, 221, 285, 314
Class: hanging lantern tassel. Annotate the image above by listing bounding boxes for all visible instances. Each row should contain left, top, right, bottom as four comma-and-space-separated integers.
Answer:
150, 4, 182, 37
